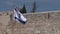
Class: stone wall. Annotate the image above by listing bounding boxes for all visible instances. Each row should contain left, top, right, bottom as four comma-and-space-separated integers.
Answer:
0, 11, 60, 34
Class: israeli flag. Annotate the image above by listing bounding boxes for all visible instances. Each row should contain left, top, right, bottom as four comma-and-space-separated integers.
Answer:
13, 8, 27, 24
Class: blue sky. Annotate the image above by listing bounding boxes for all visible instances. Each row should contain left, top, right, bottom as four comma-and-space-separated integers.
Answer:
0, 0, 60, 12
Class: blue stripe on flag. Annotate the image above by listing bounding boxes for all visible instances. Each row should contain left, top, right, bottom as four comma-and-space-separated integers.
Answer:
15, 16, 26, 24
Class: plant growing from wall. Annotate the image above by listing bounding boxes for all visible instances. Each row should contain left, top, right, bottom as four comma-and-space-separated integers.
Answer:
48, 13, 50, 19
31, 1, 36, 13
20, 4, 27, 13
10, 13, 13, 20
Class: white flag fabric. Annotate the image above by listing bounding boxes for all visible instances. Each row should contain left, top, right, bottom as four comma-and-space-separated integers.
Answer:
13, 8, 27, 24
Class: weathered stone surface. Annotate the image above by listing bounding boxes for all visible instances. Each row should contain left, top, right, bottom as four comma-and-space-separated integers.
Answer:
0, 11, 60, 34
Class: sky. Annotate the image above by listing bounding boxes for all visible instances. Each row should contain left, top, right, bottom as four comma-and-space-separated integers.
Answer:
0, 0, 60, 12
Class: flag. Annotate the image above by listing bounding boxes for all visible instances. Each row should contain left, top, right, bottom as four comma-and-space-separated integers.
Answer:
13, 8, 27, 24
